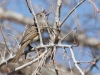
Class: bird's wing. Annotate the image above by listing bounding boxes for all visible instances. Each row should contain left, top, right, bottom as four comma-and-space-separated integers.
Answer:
20, 25, 38, 45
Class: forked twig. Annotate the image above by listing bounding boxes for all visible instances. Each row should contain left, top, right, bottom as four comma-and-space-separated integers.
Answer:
62, 47, 73, 75
69, 47, 84, 75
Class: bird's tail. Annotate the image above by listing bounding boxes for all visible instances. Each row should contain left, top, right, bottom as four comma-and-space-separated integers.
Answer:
12, 40, 30, 63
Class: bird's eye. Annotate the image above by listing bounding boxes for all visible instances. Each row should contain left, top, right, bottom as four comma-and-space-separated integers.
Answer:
40, 15, 42, 17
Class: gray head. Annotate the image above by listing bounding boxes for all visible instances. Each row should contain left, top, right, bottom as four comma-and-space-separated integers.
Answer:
35, 10, 47, 27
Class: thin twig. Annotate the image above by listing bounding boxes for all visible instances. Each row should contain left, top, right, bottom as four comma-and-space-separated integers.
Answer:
31, 53, 45, 75
43, 13, 53, 41
62, 47, 73, 75
60, 0, 85, 27
8, 33, 20, 49
47, 0, 56, 15
85, 55, 100, 74
40, 3, 44, 11
0, 25, 11, 53
88, 0, 99, 12
22, 24, 28, 38
59, 27, 78, 43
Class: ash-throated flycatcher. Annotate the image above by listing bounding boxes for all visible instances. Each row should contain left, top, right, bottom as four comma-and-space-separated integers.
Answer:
12, 10, 46, 62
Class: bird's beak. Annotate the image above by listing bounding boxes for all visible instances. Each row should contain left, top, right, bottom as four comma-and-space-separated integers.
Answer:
45, 12, 52, 16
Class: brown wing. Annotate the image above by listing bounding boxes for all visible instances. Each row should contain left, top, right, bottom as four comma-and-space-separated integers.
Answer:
20, 25, 38, 45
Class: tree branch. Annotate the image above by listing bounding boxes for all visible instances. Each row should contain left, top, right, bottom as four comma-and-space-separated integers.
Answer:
60, 0, 85, 27
0, 7, 34, 25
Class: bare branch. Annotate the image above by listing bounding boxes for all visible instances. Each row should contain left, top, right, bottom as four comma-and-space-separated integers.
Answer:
59, 25, 79, 44
8, 49, 48, 74
47, 0, 56, 15
52, 0, 62, 44
60, 0, 85, 27
62, 47, 73, 75
54, 0, 62, 26
26, 0, 43, 45
0, 7, 34, 25
69, 47, 84, 75
88, 0, 99, 12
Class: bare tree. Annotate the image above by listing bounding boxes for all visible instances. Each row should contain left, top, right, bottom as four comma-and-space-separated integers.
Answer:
0, 0, 100, 75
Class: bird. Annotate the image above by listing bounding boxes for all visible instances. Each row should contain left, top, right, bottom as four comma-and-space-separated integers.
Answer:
12, 10, 47, 63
